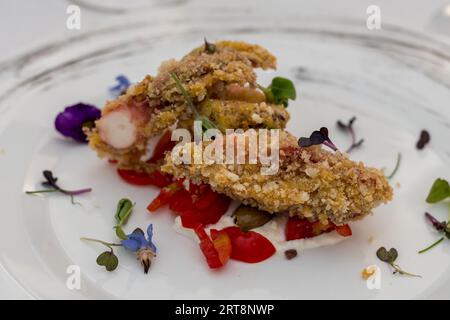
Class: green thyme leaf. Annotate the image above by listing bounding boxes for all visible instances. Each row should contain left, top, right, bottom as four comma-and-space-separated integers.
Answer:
170, 72, 217, 131
426, 178, 450, 204
115, 198, 134, 226
96, 251, 119, 272
261, 77, 296, 107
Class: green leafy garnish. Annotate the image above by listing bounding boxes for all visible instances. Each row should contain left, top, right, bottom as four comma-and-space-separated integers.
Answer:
426, 178, 450, 204
260, 77, 296, 107
80, 237, 122, 272
376, 247, 421, 278
170, 72, 217, 132
114, 198, 134, 240
204, 38, 216, 54
96, 251, 119, 272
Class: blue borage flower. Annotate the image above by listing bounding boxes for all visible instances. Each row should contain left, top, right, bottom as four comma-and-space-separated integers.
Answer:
55, 103, 100, 143
109, 75, 131, 98
122, 224, 157, 273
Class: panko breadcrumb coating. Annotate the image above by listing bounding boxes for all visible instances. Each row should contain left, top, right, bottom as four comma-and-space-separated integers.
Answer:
88, 41, 289, 172
161, 131, 393, 225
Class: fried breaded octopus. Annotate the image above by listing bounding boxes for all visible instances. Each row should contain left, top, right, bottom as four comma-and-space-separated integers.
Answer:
161, 131, 393, 225
88, 41, 289, 172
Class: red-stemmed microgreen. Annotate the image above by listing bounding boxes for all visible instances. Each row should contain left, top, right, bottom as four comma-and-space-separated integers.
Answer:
418, 212, 450, 254
336, 116, 364, 153
418, 178, 450, 253
25, 170, 92, 204
376, 247, 421, 277
298, 127, 338, 151
386, 152, 402, 180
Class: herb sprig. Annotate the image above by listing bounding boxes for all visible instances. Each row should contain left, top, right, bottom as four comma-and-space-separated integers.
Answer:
376, 247, 421, 277
386, 153, 402, 180
337, 116, 364, 153
170, 72, 217, 133
259, 77, 296, 107
25, 170, 92, 204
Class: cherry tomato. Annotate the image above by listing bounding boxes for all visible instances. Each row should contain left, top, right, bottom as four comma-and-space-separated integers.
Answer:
210, 229, 232, 265
147, 183, 180, 212
335, 224, 352, 237
180, 194, 231, 229
222, 226, 276, 263
195, 227, 228, 269
286, 216, 352, 240
148, 130, 176, 163
117, 169, 172, 187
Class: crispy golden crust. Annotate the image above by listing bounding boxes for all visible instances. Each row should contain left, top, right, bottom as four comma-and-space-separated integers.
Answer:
88, 41, 287, 171
161, 131, 393, 225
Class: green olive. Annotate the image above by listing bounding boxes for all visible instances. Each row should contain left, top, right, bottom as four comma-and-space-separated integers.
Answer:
233, 205, 272, 232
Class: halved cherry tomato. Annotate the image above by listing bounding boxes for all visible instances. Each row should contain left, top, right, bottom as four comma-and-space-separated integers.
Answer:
210, 229, 232, 265
117, 169, 172, 187
195, 226, 230, 269
222, 226, 276, 263
180, 194, 231, 229
286, 216, 352, 240
147, 183, 180, 212
335, 224, 352, 237
148, 130, 176, 163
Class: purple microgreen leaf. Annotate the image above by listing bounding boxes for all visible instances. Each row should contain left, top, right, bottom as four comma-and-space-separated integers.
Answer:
298, 127, 338, 151
424, 212, 447, 232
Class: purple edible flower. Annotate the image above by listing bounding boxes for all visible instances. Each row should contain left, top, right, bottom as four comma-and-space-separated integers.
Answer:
109, 75, 131, 98
55, 103, 100, 143
122, 224, 156, 273
298, 127, 338, 151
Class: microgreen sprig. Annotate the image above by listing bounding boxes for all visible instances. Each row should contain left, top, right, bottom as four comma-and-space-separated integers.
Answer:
376, 247, 421, 278
25, 170, 92, 204
114, 198, 135, 240
337, 116, 364, 153
259, 77, 296, 107
80, 237, 122, 271
298, 127, 338, 151
386, 152, 402, 180
418, 211, 450, 254
170, 72, 217, 133
204, 38, 216, 54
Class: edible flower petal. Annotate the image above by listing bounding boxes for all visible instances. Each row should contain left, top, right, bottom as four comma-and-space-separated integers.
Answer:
109, 75, 131, 98
55, 103, 100, 143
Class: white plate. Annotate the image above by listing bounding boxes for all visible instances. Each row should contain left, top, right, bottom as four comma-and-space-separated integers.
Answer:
0, 15, 450, 299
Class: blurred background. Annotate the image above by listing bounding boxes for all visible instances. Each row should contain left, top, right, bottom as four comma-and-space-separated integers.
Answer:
0, 0, 449, 62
